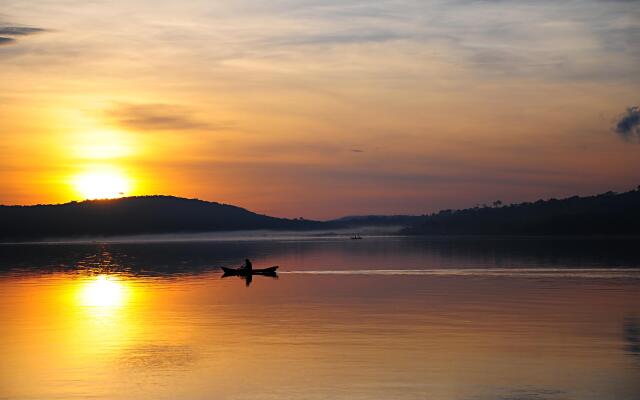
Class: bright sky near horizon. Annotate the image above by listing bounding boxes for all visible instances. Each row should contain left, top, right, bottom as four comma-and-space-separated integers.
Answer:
1, 0, 639, 218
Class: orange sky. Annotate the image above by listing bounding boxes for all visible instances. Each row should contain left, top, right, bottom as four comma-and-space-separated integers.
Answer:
1, 1, 639, 218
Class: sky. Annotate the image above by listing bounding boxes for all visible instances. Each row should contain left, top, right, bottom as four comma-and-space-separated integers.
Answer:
1, 0, 639, 219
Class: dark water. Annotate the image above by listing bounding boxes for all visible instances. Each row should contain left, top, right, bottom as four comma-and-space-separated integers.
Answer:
1, 236, 639, 399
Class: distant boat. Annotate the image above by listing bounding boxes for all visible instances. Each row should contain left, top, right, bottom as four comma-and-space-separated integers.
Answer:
350, 234, 363, 240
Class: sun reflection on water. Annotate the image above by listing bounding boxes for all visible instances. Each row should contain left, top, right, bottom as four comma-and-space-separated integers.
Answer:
72, 274, 140, 359
79, 275, 128, 308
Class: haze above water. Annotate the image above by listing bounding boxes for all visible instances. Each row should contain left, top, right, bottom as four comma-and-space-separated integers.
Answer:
1, 236, 639, 400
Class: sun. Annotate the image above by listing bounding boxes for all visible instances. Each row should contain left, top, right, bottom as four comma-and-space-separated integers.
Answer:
73, 170, 131, 200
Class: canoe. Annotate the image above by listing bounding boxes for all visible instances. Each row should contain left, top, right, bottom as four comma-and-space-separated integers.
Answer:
221, 266, 279, 275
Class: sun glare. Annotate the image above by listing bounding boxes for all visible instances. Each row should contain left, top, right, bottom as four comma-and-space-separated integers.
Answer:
73, 170, 131, 200
72, 130, 135, 160
80, 275, 126, 307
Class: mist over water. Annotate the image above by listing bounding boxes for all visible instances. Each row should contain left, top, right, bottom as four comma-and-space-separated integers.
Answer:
1, 236, 639, 399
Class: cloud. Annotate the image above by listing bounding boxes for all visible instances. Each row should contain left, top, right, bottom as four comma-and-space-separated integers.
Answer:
0, 37, 15, 46
350, 148, 364, 153
272, 30, 404, 47
0, 25, 46, 46
0, 26, 46, 36
614, 106, 640, 142
107, 103, 227, 132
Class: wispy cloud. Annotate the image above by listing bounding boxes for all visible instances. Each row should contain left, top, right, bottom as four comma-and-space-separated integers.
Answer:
0, 25, 46, 46
0, 37, 15, 46
614, 106, 640, 142
270, 30, 405, 47
0, 26, 46, 36
107, 103, 227, 132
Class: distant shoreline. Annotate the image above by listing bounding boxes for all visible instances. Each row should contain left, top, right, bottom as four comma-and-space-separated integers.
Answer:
2, 188, 639, 242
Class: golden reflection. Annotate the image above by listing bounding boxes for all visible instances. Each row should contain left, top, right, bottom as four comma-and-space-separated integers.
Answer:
73, 275, 138, 350
79, 275, 128, 307
72, 168, 132, 200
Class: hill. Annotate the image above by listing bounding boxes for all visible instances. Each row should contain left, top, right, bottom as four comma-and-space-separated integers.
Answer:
0, 195, 325, 241
3, 189, 639, 241
402, 188, 640, 235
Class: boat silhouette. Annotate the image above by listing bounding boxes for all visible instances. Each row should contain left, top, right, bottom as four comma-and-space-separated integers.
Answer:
221, 266, 278, 276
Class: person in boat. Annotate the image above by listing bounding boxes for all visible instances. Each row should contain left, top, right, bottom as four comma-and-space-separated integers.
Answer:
241, 258, 253, 273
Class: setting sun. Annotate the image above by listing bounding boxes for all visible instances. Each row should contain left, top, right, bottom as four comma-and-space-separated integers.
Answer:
73, 170, 132, 200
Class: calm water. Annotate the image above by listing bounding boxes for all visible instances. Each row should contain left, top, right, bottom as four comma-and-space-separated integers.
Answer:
1, 236, 640, 400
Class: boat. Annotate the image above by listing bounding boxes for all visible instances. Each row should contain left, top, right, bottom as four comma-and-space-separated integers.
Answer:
350, 234, 363, 240
221, 266, 279, 275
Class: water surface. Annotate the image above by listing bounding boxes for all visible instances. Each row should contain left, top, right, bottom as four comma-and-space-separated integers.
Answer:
1, 236, 639, 399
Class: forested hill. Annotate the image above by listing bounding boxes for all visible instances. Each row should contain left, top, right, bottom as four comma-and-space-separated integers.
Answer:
0, 196, 324, 241
402, 188, 640, 235
3, 189, 639, 241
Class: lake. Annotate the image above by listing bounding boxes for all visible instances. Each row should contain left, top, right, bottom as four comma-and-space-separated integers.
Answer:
1, 236, 639, 399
